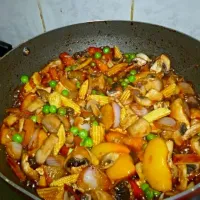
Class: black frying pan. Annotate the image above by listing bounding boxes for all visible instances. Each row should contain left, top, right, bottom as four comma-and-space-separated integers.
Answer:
0, 21, 200, 200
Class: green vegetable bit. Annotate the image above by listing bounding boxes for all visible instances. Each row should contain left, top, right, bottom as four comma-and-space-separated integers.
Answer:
146, 133, 157, 141
153, 190, 161, 197
49, 105, 57, 113
83, 137, 93, 148
92, 90, 97, 95
129, 53, 136, 60
49, 80, 57, 88
90, 62, 96, 67
124, 78, 130, 83
58, 107, 67, 116
103, 46, 110, 54
61, 89, 69, 97
145, 188, 154, 200
78, 129, 88, 139
42, 105, 50, 114
76, 81, 81, 88
92, 121, 99, 126
65, 67, 72, 72
70, 126, 79, 135
12, 133, 23, 143
128, 75, 136, 83
130, 69, 137, 75
20, 75, 29, 84
94, 52, 102, 59
121, 81, 128, 87
30, 115, 37, 123
141, 183, 150, 191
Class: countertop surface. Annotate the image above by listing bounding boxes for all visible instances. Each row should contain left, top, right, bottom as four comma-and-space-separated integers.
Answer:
0, 0, 200, 199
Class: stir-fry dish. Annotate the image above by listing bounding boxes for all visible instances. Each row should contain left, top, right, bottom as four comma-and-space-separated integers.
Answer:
1, 46, 200, 200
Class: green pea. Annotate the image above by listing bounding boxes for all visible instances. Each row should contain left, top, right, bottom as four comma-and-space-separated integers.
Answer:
124, 53, 130, 58
58, 107, 67, 116
140, 183, 149, 191
49, 105, 57, 113
124, 78, 130, 83
130, 69, 137, 75
90, 62, 96, 67
78, 129, 88, 139
42, 105, 50, 114
94, 52, 102, 59
145, 188, 154, 200
70, 126, 79, 135
99, 92, 105, 96
65, 67, 72, 72
92, 121, 99, 126
128, 75, 136, 83
20, 75, 29, 84
129, 53, 136, 60
12, 133, 23, 143
76, 81, 81, 88
83, 137, 93, 148
103, 47, 110, 54
30, 115, 37, 123
107, 78, 113, 84
71, 65, 77, 70
49, 80, 57, 88
126, 58, 132, 63
153, 190, 161, 197
146, 133, 157, 141
121, 81, 128, 87
62, 89, 69, 97
92, 90, 97, 95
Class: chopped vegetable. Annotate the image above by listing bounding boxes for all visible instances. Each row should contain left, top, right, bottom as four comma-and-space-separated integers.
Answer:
90, 124, 105, 146
57, 107, 67, 116
61, 89, 69, 97
79, 80, 89, 100
49, 80, 57, 88
20, 75, 29, 83
94, 52, 102, 59
12, 133, 23, 143
103, 46, 111, 54
143, 108, 171, 123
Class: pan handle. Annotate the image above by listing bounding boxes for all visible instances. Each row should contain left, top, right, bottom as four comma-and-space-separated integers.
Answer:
0, 41, 12, 57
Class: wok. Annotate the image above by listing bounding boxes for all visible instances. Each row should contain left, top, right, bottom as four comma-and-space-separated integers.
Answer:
0, 21, 200, 200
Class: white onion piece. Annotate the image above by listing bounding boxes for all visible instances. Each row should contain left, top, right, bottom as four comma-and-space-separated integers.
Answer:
46, 156, 63, 167
79, 123, 90, 131
6, 142, 22, 160
112, 102, 121, 128
136, 53, 151, 62
157, 117, 176, 127
69, 116, 74, 126
28, 128, 39, 150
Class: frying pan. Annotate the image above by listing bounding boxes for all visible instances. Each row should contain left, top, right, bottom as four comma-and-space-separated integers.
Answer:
0, 21, 200, 200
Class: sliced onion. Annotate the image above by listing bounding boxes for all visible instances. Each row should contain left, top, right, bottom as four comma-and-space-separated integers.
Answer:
69, 116, 74, 126
178, 82, 194, 95
131, 103, 148, 116
112, 102, 121, 128
46, 155, 64, 167
79, 123, 90, 131
6, 142, 22, 160
28, 128, 39, 150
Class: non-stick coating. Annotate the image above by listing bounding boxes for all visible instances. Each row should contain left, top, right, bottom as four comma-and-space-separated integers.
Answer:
0, 21, 200, 200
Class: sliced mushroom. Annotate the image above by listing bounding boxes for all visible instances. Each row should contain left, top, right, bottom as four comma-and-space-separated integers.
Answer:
144, 77, 163, 92
177, 164, 188, 191
161, 130, 183, 146
170, 98, 190, 128
145, 89, 163, 101
150, 54, 170, 73
191, 136, 200, 155
26, 97, 44, 112
154, 117, 177, 131
183, 123, 200, 140
127, 118, 151, 137
42, 114, 61, 133
113, 180, 133, 200
64, 146, 92, 174
21, 153, 39, 181
133, 57, 147, 66
130, 103, 148, 117
135, 95, 152, 107
37, 89, 50, 102
136, 53, 152, 62
36, 134, 58, 165
100, 153, 119, 169
57, 115, 70, 131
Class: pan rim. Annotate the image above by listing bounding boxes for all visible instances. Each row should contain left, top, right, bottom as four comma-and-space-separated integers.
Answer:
0, 20, 200, 200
